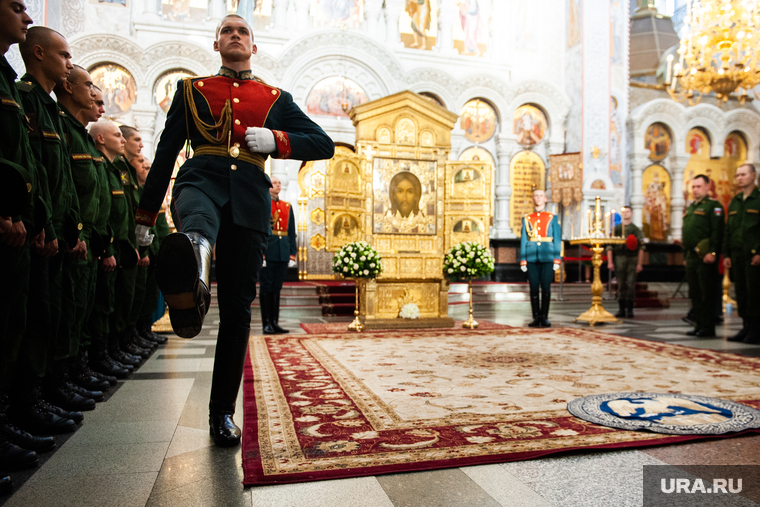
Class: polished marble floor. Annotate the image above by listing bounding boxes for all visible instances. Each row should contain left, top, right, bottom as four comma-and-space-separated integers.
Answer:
2, 295, 759, 507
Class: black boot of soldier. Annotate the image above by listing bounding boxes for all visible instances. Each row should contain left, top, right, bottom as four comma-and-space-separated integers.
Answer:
156, 232, 212, 339
108, 334, 138, 368
528, 295, 541, 327
743, 318, 760, 345
626, 299, 635, 318
43, 362, 96, 412
137, 316, 168, 344
0, 433, 38, 471
272, 292, 289, 334
89, 339, 129, 380
70, 351, 110, 392
728, 318, 748, 342
208, 327, 250, 447
0, 475, 12, 495
120, 330, 150, 359
615, 300, 625, 318
7, 381, 77, 435
261, 292, 276, 335
540, 292, 551, 328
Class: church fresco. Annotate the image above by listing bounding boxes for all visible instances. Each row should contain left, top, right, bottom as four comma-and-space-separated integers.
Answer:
452, 0, 491, 56
400, 0, 438, 50
89, 64, 136, 118
642, 165, 671, 242
461, 99, 497, 143
609, 96, 623, 187
645, 123, 670, 161
513, 105, 547, 147
311, 0, 363, 29
154, 69, 196, 114
306, 77, 369, 118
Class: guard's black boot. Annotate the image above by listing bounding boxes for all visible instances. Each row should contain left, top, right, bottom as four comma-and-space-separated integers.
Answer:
626, 299, 634, 318
70, 351, 110, 392
615, 300, 625, 318
89, 340, 129, 380
0, 435, 38, 470
108, 335, 138, 368
528, 295, 541, 327
209, 327, 250, 447
743, 318, 760, 345
728, 319, 749, 342
8, 382, 77, 434
156, 232, 212, 338
540, 292, 551, 328
0, 476, 12, 495
260, 292, 276, 335
271, 292, 289, 334
209, 414, 241, 447
0, 418, 56, 453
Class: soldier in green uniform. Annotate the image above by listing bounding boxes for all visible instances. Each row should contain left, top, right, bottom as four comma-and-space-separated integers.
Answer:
9, 26, 87, 441
680, 174, 724, 337
606, 206, 644, 318
0, 0, 46, 476
724, 164, 760, 344
51, 65, 104, 412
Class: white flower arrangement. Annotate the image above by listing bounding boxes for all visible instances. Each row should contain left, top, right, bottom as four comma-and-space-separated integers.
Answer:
443, 241, 495, 280
332, 241, 384, 279
399, 303, 421, 319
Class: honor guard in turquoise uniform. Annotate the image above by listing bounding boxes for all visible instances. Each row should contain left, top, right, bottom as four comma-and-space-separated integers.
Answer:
133, 14, 334, 447
520, 188, 562, 327
724, 164, 760, 344
0, 0, 48, 476
680, 174, 724, 338
260, 176, 297, 334
606, 206, 644, 318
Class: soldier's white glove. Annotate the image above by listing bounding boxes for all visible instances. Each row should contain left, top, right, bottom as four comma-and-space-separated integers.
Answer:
553, 263, 560, 271
135, 224, 154, 246
245, 127, 276, 154
520, 265, 528, 273
288, 259, 297, 268
262, 260, 267, 268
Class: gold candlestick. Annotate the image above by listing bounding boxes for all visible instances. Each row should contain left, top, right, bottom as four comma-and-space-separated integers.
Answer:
462, 279, 478, 329
347, 280, 364, 332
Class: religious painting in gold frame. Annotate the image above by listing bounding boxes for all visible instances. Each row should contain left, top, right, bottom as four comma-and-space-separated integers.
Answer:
460, 99, 497, 143
683, 128, 710, 207
549, 152, 582, 208
644, 122, 671, 161
329, 212, 363, 249
716, 132, 747, 211
154, 69, 195, 114
513, 104, 547, 147
372, 157, 437, 235
326, 156, 362, 196
642, 165, 671, 242
509, 151, 545, 235
89, 63, 136, 118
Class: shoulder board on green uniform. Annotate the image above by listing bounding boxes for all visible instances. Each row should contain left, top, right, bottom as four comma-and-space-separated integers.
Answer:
16, 80, 35, 93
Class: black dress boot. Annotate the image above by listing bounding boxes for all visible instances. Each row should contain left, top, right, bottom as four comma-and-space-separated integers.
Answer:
728, 319, 748, 342
70, 351, 111, 392
261, 292, 275, 335
156, 232, 212, 338
8, 381, 77, 434
89, 340, 129, 380
540, 292, 551, 328
272, 292, 289, 334
120, 330, 150, 359
108, 334, 139, 368
0, 418, 56, 452
208, 327, 250, 447
0, 476, 12, 496
743, 318, 760, 344
44, 362, 96, 412
528, 295, 541, 327
0, 434, 38, 470
615, 300, 625, 318
626, 299, 635, 318
137, 317, 168, 344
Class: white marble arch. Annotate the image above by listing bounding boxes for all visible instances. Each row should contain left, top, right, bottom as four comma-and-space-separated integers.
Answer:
628, 98, 760, 240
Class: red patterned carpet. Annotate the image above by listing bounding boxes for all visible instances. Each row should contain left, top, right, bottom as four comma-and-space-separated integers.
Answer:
300, 320, 513, 334
242, 328, 760, 485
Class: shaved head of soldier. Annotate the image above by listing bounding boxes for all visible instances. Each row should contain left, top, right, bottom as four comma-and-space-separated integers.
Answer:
691, 174, 710, 201
19, 26, 72, 93
120, 125, 144, 161
90, 120, 124, 162
0, 0, 33, 54
81, 85, 104, 125
55, 64, 94, 115
131, 153, 148, 186
213, 14, 257, 67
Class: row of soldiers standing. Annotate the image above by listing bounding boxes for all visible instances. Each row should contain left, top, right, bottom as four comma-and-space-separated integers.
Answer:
0, 14, 168, 490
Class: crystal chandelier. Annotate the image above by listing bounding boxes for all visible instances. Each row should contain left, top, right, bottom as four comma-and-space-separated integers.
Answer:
665, 0, 760, 106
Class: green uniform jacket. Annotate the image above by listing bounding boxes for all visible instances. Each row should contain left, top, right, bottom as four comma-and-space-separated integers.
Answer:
723, 187, 760, 260
59, 104, 101, 252
113, 156, 138, 249
17, 74, 81, 246
609, 222, 644, 257
682, 196, 724, 256
90, 149, 112, 258
103, 157, 134, 257
0, 56, 49, 233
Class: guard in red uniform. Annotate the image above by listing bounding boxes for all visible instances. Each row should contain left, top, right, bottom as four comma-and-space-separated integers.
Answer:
520, 189, 562, 327
133, 14, 334, 447
259, 176, 297, 334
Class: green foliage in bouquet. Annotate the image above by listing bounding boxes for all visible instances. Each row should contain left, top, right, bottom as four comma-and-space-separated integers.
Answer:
332, 241, 384, 279
443, 241, 495, 280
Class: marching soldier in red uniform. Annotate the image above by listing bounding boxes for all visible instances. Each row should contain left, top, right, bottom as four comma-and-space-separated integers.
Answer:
260, 176, 297, 334
520, 188, 562, 327
133, 14, 334, 447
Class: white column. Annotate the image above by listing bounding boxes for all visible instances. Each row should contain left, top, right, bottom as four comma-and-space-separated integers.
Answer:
273, 0, 289, 31
364, 0, 383, 40
629, 154, 648, 227
294, 0, 310, 31
494, 138, 516, 238
436, 0, 456, 54
384, 0, 405, 46
143, 0, 162, 21
132, 108, 157, 159
670, 156, 688, 241
208, 0, 226, 22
